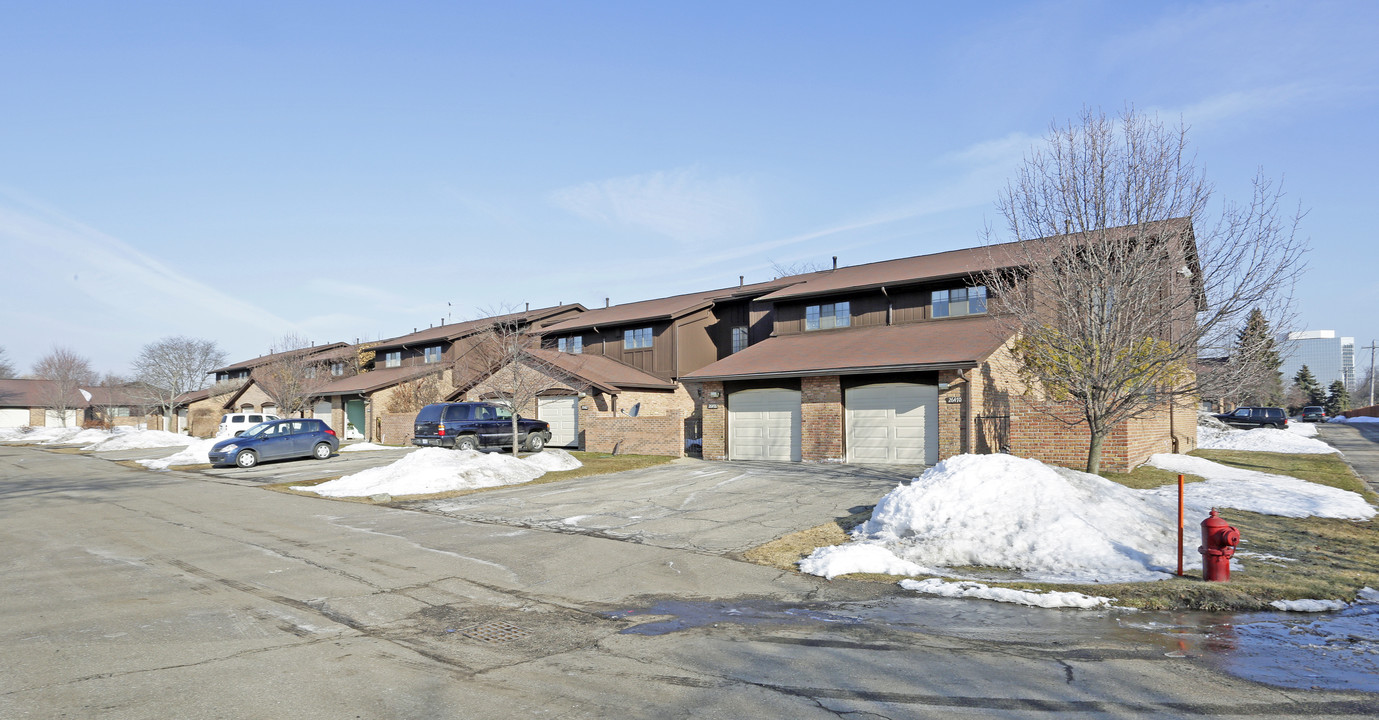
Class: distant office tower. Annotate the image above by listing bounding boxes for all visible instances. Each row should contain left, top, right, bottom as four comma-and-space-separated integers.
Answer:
1278, 330, 1355, 391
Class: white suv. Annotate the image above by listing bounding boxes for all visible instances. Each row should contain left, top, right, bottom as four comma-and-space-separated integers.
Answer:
218, 412, 280, 437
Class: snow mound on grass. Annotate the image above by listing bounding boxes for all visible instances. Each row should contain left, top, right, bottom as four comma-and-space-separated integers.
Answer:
801, 453, 1376, 585
1270, 598, 1348, 612
1197, 426, 1336, 454
139, 438, 219, 470
806, 454, 1182, 583
900, 578, 1112, 609
339, 442, 406, 452
84, 429, 196, 452
298, 448, 582, 497
1331, 416, 1379, 423
1287, 422, 1319, 438
1, 426, 104, 445
1145, 454, 1375, 520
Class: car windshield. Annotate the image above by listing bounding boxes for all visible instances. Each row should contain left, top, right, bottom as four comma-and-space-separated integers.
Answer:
240, 422, 276, 437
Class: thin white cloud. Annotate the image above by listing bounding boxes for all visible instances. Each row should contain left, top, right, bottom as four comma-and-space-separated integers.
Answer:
550, 167, 758, 242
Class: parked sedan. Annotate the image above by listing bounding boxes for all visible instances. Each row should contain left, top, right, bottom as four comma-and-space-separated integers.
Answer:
209, 418, 339, 468
1301, 406, 1328, 423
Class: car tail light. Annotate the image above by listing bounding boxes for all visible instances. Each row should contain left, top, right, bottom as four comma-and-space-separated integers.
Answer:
325, 428, 336, 436
438, 426, 446, 436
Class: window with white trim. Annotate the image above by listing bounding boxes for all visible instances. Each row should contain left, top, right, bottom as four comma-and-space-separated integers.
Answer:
331, 362, 346, 376
624, 327, 653, 349
932, 286, 987, 318
805, 301, 850, 331
424, 345, 443, 364
384, 351, 401, 368
731, 326, 749, 354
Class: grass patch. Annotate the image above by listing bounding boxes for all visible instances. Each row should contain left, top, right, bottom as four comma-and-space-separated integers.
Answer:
264, 451, 678, 504
743, 450, 1379, 611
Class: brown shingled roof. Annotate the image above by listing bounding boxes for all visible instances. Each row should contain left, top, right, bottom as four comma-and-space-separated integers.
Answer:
0, 378, 85, 408
539, 278, 808, 334
681, 315, 1011, 381
317, 365, 443, 395
369, 304, 584, 351
528, 349, 679, 393
211, 342, 352, 374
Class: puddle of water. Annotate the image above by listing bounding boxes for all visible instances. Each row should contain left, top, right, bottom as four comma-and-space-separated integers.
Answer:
606, 596, 1379, 692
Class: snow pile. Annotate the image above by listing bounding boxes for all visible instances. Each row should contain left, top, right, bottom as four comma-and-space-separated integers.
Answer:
1196, 425, 1336, 454
1198, 411, 1232, 432
1287, 422, 1319, 438
339, 442, 407, 453
1270, 598, 1348, 612
139, 438, 220, 470
900, 578, 1112, 609
801, 453, 1376, 585
0, 426, 99, 444
298, 448, 582, 497
83, 429, 196, 452
1145, 454, 1374, 519
1331, 415, 1379, 424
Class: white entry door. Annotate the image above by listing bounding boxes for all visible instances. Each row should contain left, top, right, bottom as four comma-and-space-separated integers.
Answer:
538, 396, 580, 447
846, 382, 938, 465
728, 388, 801, 462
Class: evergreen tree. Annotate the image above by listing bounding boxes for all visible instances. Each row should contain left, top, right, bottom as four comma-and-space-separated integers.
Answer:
1234, 308, 1283, 405
1293, 365, 1325, 407
1325, 380, 1350, 416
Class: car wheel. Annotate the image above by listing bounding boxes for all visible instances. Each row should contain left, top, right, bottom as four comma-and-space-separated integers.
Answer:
313, 442, 332, 460
525, 433, 545, 452
235, 449, 259, 468
454, 435, 479, 451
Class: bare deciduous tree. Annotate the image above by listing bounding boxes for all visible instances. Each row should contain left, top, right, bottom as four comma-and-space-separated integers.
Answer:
131, 336, 227, 432
251, 334, 339, 418
457, 307, 585, 455
34, 347, 97, 427
385, 372, 446, 414
983, 106, 1307, 473
0, 346, 16, 379
770, 259, 830, 279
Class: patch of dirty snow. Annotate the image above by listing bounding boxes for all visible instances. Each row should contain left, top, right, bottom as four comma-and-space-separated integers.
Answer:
296, 448, 581, 497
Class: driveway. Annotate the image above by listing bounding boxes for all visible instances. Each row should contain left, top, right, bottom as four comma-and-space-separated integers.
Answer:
413, 459, 921, 555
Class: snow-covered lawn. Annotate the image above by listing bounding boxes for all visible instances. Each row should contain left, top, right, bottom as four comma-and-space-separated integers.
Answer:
799, 453, 1376, 607
139, 438, 222, 470
0, 425, 196, 451
1196, 422, 1336, 454
339, 442, 407, 452
295, 448, 581, 497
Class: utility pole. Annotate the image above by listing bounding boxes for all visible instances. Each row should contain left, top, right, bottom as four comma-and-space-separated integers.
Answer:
1366, 341, 1378, 407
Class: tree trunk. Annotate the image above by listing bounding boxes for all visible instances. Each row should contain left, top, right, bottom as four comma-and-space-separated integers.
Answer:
1085, 429, 1106, 474
511, 414, 520, 456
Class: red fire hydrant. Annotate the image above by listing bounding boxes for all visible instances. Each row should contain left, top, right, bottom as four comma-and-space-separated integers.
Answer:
1198, 508, 1241, 582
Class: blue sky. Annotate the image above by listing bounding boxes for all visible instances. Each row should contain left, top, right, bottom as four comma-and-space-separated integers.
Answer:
1, 0, 1375, 376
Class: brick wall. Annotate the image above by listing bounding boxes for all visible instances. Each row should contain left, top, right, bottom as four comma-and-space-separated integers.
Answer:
701, 381, 727, 460
376, 412, 416, 445
801, 375, 844, 462
584, 411, 684, 456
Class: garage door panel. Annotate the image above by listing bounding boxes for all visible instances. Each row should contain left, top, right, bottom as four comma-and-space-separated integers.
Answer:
0, 408, 30, 427
728, 389, 801, 462
538, 396, 579, 447
846, 383, 937, 465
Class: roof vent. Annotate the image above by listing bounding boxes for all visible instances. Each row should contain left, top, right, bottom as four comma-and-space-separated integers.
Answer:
605, 297, 610, 308
832, 256, 837, 270
739, 275, 744, 286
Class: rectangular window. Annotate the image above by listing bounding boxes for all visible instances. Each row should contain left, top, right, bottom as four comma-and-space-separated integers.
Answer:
305, 365, 317, 379
624, 327, 653, 349
731, 326, 749, 354
557, 336, 583, 354
932, 286, 987, 318
424, 345, 442, 364
331, 362, 345, 376
384, 351, 401, 368
804, 302, 850, 331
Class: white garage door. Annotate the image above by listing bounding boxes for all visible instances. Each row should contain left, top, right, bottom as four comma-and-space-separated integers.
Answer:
729, 388, 801, 462
846, 383, 938, 465
313, 401, 334, 430
538, 396, 579, 447
45, 410, 80, 427
0, 408, 30, 427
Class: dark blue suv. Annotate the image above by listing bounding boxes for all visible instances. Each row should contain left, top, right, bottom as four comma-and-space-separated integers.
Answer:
412, 402, 552, 452
209, 418, 339, 468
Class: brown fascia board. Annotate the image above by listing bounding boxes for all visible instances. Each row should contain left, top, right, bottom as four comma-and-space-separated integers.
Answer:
372, 305, 580, 351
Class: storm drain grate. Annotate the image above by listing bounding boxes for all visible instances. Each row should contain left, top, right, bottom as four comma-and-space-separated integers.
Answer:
459, 620, 531, 644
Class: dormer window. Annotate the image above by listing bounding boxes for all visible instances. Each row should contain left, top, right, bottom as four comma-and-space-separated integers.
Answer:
625, 327, 653, 349
805, 302, 850, 331
731, 326, 748, 354
331, 362, 346, 376
932, 286, 987, 318
384, 351, 401, 368
558, 336, 583, 354
424, 345, 443, 364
